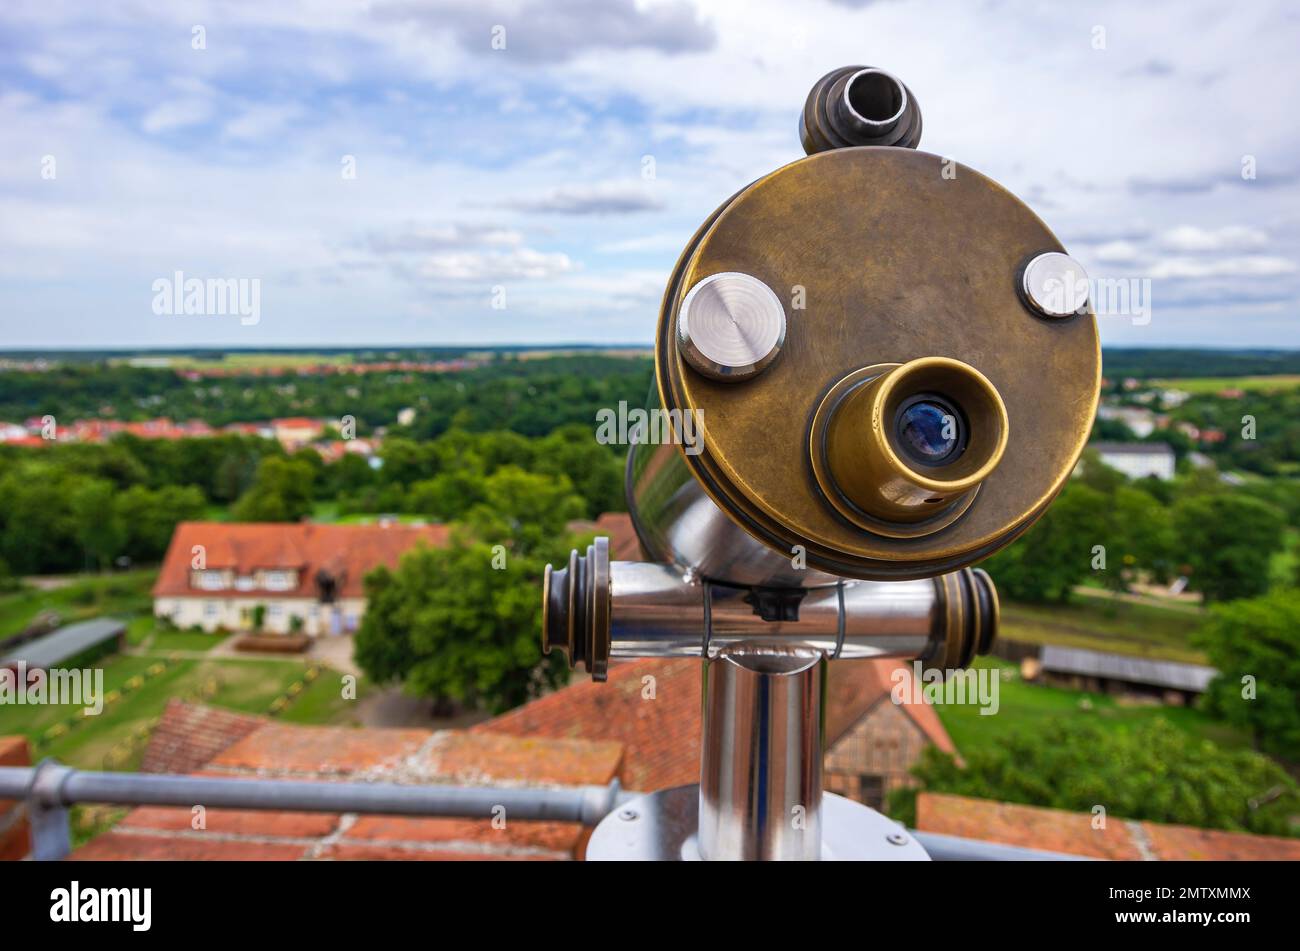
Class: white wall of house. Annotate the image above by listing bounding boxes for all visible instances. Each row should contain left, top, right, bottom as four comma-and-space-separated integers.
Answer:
1097, 449, 1176, 481
154, 596, 368, 636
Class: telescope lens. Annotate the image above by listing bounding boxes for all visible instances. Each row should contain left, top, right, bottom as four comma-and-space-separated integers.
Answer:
895, 396, 964, 466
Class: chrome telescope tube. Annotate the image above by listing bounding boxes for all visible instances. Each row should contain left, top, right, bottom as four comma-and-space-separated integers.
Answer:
542, 537, 997, 681
699, 645, 825, 860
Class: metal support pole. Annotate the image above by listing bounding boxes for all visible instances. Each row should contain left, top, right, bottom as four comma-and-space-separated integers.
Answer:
698, 643, 825, 860
27, 759, 74, 861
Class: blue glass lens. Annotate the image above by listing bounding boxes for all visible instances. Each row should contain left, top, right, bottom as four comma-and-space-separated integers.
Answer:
897, 401, 959, 463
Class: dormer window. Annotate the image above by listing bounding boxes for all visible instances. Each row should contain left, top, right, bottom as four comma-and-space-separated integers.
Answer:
193, 570, 229, 591
261, 570, 297, 592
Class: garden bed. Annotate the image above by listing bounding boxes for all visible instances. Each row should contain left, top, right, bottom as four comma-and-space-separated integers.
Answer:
232, 633, 311, 654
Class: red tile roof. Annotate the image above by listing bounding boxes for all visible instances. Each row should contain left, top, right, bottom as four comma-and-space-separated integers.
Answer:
152, 522, 449, 599
595, 511, 643, 560
139, 699, 263, 775
916, 793, 1300, 860
72, 702, 622, 861
566, 511, 643, 561
478, 659, 699, 791
827, 658, 957, 755
0, 736, 32, 861
476, 656, 955, 792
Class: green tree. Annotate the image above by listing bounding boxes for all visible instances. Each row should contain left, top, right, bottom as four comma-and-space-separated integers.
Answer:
1106, 486, 1177, 589
534, 424, 626, 518
70, 478, 125, 570
232, 456, 316, 522
0, 466, 80, 574
354, 534, 567, 714
406, 471, 486, 521
1196, 590, 1300, 760
898, 718, 1297, 836
982, 483, 1109, 603
115, 484, 207, 563
466, 466, 586, 556
1173, 493, 1283, 602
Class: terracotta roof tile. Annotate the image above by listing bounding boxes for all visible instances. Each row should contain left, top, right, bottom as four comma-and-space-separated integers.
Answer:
73, 833, 310, 861
916, 792, 1300, 860
827, 658, 957, 755
476, 656, 953, 792
139, 698, 264, 775
68, 702, 621, 862
152, 522, 449, 599
209, 723, 431, 776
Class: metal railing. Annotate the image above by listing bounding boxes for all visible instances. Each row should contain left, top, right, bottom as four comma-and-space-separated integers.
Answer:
1, 761, 629, 861
0, 760, 1090, 861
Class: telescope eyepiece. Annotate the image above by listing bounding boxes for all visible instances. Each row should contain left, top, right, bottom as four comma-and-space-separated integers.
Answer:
895, 394, 967, 467
812, 356, 1009, 535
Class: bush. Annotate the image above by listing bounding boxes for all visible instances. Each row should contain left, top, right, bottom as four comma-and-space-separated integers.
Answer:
901, 718, 1297, 837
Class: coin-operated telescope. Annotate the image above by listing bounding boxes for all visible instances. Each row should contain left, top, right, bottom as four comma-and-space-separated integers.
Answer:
544, 66, 1099, 860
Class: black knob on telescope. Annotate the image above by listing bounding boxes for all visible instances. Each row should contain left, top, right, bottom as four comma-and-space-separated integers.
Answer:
800, 65, 923, 154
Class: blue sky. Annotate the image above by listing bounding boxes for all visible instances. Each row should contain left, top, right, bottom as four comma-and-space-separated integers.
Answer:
0, 0, 1297, 349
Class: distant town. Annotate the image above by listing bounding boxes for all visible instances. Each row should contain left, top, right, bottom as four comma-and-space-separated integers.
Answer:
1, 346, 1297, 860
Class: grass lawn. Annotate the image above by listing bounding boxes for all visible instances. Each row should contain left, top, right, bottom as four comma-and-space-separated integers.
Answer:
0, 651, 328, 770
0, 570, 156, 638
935, 658, 1250, 758
1151, 374, 1300, 394
1000, 594, 1207, 663
277, 668, 366, 725
311, 501, 339, 521
332, 513, 428, 525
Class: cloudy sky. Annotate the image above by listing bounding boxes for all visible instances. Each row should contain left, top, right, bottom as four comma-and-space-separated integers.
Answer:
1, 0, 1296, 349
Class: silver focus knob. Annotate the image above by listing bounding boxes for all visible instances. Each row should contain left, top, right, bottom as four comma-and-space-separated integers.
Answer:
677, 272, 787, 381
1020, 251, 1090, 319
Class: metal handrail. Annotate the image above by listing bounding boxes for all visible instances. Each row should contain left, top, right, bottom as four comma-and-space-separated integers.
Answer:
1, 761, 629, 860
1, 761, 1092, 861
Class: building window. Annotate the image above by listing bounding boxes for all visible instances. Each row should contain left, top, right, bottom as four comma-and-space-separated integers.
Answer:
857, 774, 885, 811
194, 570, 228, 591
262, 571, 296, 592
268, 603, 285, 619
204, 601, 219, 618
235, 575, 255, 592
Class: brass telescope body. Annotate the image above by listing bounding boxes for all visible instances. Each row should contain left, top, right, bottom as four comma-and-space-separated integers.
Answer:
546, 64, 1100, 862
544, 64, 1098, 690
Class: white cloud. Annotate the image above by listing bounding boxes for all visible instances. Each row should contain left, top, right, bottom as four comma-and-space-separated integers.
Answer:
0, 0, 1297, 346
1159, 225, 1270, 253
508, 181, 666, 215
1148, 256, 1297, 279
414, 248, 576, 281
1093, 241, 1143, 263
141, 99, 214, 134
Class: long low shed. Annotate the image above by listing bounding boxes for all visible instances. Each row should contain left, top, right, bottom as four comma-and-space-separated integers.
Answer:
0, 618, 127, 671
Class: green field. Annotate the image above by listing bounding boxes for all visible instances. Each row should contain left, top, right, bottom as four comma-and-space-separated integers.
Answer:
111, 352, 355, 370
1, 572, 365, 773
0, 652, 331, 770
935, 658, 1248, 758
1151, 375, 1300, 394
1000, 593, 1207, 663
0, 571, 155, 638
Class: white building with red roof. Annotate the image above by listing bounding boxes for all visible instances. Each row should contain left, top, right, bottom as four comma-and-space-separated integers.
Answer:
152, 521, 448, 636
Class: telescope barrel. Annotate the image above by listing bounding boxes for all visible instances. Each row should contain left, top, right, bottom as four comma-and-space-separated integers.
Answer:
543, 538, 997, 681
698, 645, 825, 860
